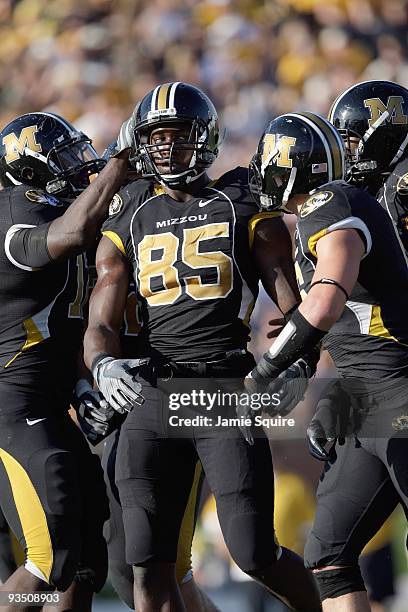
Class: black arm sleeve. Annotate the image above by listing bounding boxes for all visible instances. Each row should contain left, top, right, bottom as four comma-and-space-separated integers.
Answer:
6, 222, 54, 269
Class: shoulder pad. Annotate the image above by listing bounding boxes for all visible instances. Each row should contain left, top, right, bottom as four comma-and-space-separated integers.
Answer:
300, 190, 334, 218
107, 179, 155, 218
213, 166, 247, 190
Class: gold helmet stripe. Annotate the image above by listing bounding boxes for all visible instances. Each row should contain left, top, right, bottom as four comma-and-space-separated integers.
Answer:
299, 111, 344, 180
157, 83, 172, 110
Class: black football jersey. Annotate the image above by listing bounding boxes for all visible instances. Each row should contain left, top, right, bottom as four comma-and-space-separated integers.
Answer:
295, 180, 408, 378
377, 156, 408, 258
102, 167, 279, 361
0, 186, 87, 388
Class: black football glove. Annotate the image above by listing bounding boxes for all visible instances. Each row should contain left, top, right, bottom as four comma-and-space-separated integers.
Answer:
244, 352, 281, 393
93, 357, 146, 414
73, 380, 125, 446
235, 396, 255, 446
267, 347, 320, 416
307, 383, 350, 461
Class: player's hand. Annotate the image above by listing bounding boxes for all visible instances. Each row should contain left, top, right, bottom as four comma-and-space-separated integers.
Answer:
73, 380, 122, 445
107, 103, 140, 158
235, 398, 254, 446
307, 385, 349, 461
267, 347, 319, 416
93, 357, 145, 414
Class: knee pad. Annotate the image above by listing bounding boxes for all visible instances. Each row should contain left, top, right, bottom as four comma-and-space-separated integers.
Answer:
109, 558, 134, 609
314, 567, 366, 601
224, 512, 280, 573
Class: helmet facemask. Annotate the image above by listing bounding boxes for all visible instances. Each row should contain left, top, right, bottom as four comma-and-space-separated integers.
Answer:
249, 152, 296, 213
134, 115, 218, 188
46, 132, 106, 196
250, 114, 345, 213
329, 82, 408, 186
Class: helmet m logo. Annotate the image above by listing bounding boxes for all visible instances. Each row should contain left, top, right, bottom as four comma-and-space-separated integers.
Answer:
3, 125, 42, 163
364, 96, 407, 127
261, 134, 296, 175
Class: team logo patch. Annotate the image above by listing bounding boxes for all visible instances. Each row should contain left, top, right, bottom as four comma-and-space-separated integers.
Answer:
109, 193, 123, 215
397, 172, 408, 194
24, 189, 61, 207
300, 191, 334, 217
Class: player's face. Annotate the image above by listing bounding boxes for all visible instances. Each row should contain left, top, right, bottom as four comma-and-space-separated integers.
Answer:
149, 125, 194, 175
347, 136, 360, 159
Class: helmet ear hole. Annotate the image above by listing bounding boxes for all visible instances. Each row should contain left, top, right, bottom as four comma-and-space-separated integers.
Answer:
21, 166, 34, 181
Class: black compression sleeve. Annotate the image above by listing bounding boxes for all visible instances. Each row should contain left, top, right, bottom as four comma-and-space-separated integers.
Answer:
7, 223, 53, 269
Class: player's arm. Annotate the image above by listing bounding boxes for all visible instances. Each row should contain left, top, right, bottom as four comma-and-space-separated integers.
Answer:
47, 154, 129, 260
252, 216, 301, 315
247, 228, 364, 385
6, 155, 129, 271
298, 228, 364, 329
84, 236, 129, 365
84, 236, 144, 413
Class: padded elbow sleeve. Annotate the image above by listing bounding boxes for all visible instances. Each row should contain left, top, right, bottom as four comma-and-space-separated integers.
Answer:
6, 223, 53, 270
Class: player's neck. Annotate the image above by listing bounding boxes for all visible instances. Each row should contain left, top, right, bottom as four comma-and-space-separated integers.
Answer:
161, 173, 210, 202
285, 193, 308, 215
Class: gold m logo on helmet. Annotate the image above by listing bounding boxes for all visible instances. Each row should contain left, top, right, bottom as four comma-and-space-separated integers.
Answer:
3, 125, 42, 163
261, 134, 296, 171
364, 96, 407, 127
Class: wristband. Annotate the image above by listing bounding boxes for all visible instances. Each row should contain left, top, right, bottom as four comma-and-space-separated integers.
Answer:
91, 353, 114, 376
263, 309, 326, 375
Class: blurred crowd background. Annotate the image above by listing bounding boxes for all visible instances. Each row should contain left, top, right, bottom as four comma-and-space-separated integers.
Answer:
1, 0, 408, 174
1, 0, 408, 609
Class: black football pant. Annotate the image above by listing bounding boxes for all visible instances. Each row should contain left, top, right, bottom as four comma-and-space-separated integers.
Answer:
102, 428, 203, 609
305, 378, 408, 570
0, 398, 108, 592
115, 380, 279, 574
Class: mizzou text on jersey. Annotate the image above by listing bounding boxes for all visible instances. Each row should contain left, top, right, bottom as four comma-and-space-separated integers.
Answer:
102, 167, 280, 361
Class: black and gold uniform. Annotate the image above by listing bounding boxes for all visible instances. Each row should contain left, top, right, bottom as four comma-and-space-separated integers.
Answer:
0, 186, 107, 591
0, 186, 87, 408
102, 167, 274, 361
300, 181, 408, 582
101, 167, 280, 573
101, 281, 204, 607
295, 180, 408, 379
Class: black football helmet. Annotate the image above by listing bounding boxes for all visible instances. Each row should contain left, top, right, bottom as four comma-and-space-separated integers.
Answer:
132, 82, 219, 187
249, 111, 345, 212
328, 80, 408, 182
0, 112, 105, 197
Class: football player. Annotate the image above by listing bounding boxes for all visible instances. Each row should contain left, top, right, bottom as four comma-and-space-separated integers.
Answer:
248, 111, 408, 611
0, 112, 137, 611
329, 79, 408, 255
84, 82, 321, 612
